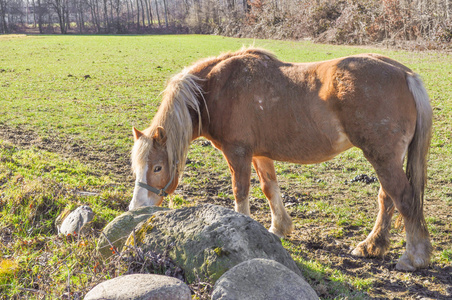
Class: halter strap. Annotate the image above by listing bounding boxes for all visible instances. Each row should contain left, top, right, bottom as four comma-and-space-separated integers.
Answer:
136, 172, 175, 197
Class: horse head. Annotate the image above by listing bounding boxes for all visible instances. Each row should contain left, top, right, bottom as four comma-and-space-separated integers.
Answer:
129, 126, 178, 210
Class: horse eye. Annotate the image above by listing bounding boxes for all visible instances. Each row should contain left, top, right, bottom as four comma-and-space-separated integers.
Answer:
154, 166, 162, 173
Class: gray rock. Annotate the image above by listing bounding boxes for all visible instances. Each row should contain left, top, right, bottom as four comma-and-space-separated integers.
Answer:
84, 273, 191, 300
58, 205, 94, 236
125, 204, 301, 283
97, 206, 169, 258
212, 258, 319, 300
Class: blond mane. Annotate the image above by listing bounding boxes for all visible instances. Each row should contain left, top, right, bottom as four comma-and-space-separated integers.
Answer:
131, 68, 204, 180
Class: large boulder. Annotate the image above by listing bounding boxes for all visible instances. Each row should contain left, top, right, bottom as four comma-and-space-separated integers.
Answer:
84, 274, 191, 300
97, 206, 169, 258
125, 204, 301, 282
212, 258, 319, 300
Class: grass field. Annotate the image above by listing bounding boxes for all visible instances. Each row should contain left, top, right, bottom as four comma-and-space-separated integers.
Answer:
0, 34, 451, 299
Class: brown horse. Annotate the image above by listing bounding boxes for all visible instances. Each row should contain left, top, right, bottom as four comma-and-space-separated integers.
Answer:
130, 48, 432, 271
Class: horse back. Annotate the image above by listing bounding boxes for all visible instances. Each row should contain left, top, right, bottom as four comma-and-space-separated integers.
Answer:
199, 51, 417, 164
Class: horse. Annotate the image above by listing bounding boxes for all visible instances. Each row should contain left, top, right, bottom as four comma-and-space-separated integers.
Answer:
129, 48, 432, 271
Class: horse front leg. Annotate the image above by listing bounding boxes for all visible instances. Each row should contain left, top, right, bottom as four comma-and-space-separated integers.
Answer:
223, 146, 252, 216
352, 186, 394, 257
252, 157, 293, 238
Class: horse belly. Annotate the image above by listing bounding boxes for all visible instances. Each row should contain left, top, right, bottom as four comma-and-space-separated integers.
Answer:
255, 116, 353, 164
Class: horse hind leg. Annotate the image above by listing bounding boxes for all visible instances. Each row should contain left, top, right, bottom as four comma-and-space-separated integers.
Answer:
352, 186, 394, 258
361, 158, 431, 270
252, 157, 293, 237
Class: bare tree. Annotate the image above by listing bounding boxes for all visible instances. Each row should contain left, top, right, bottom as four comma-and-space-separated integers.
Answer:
162, 0, 168, 27
135, 0, 139, 29
139, 0, 145, 27
144, 0, 151, 27
102, 0, 109, 32
34, 0, 44, 33
87, 0, 101, 32
154, 0, 160, 27
0, 0, 451, 45
0, 0, 8, 33
50, 0, 68, 33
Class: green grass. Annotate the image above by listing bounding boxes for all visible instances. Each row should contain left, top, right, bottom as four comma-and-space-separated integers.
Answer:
0, 140, 130, 297
282, 240, 372, 299
440, 249, 452, 263
1, 34, 451, 299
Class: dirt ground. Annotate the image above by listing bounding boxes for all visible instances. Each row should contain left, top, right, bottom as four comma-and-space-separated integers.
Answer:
1, 124, 451, 299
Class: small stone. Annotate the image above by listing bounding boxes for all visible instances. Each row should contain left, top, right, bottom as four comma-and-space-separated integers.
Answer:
84, 274, 191, 300
58, 205, 94, 236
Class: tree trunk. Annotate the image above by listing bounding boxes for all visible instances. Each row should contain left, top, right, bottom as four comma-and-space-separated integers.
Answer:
37, 0, 43, 33
80, 8, 84, 33
65, 2, 70, 30
26, 0, 30, 25
136, 0, 140, 30
162, 0, 168, 27
126, 0, 131, 29
0, 0, 8, 33
115, 0, 121, 32
109, 0, 115, 31
155, 0, 161, 27
52, 0, 67, 34
90, 0, 101, 33
144, 0, 151, 27
148, 0, 153, 27
103, 0, 109, 32
194, 0, 200, 28
32, 0, 37, 28
78, 0, 85, 33
140, 0, 145, 27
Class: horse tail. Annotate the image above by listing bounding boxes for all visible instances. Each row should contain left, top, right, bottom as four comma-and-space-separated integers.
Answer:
405, 74, 432, 229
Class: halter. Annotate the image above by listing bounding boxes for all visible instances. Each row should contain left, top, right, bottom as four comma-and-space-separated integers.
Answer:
135, 170, 176, 197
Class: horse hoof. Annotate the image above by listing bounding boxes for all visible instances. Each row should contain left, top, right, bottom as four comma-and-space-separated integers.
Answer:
269, 226, 285, 238
395, 251, 429, 271
396, 254, 416, 271
351, 242, 376, 257
351, 246, 366, 257
269, 217, 293, 238
351, 239, 387, 258
396, 261, 416, 271
413, 257, 428, 268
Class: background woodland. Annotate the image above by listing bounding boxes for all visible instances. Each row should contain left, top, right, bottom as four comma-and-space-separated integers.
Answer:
1, 0, 452, 47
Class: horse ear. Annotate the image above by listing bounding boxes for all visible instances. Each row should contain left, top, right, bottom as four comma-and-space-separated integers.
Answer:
132, 127, 143, 141
153, 126, 167, 145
